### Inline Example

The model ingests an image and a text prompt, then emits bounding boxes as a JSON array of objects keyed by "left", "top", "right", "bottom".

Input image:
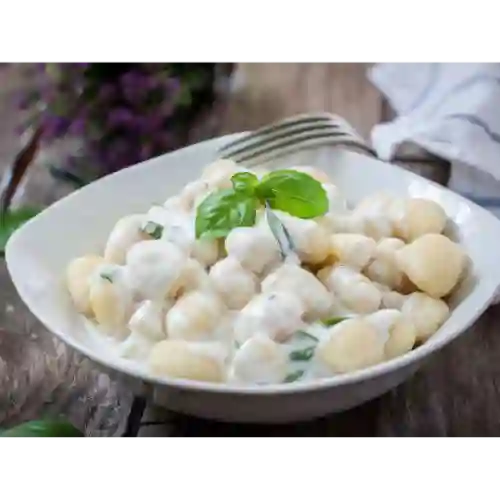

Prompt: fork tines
[{"left": 218, "top": 113, "right": 375, "bottom": 166}]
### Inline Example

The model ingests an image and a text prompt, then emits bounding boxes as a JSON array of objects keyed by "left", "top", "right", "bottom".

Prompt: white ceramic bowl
[{"left": 7, "top": 133, "right": 500, "bottom": 423}]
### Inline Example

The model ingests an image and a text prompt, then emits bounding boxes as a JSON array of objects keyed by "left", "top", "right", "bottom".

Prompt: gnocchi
[{"left": 65, "top": 161, "right": 470, "bottom": 386}]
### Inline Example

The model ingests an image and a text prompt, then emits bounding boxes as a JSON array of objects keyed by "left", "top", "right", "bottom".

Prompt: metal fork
[{"left": 217, "top": 112, "right": 376, "bottom": 165}]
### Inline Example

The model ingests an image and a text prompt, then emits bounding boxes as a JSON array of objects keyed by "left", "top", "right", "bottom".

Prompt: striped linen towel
[
  {"left": 369, "top": 63, "right": 500, "bottom": 303},
  {"left": 369, "top": 63, "right": 500, "bottom": 216}
]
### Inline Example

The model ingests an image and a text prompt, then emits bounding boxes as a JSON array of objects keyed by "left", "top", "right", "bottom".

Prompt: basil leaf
[
  {"left": 1, "top": 418, "right": 83, "bottom": 437},
  {"left": 142, "top": 221, "right": 163, "bottom": 239},
  {"left": 0, "top": 207, "right": 41, "bottom": 255},
  {"left": 257, "top": 169, "right": 328, "bottom": 219},
  {"left": 289, "top": 346, "right": 316, "bottom": 362},
  {"left": 322, "top": 316, "right": 348, "bottom": 327},
  {"left": 195, "top": 188, "right": 257, "bottom": 239},
  {"left": 284, "top": 370, "right": 305, "bottom": 383},
  {"left": 231, "top": 172, "right": 259, "bottom": 195}
]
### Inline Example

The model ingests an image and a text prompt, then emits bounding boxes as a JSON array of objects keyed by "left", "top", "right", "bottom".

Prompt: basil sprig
[
  {"left": 0, "top": 206, "right": 41, "bottom": 255},
  {"left": 195, "top": 169, "right": 328, "bottom": 240},
  {"left": 1, "top": 418, "right": 83, "bottom": 437}
]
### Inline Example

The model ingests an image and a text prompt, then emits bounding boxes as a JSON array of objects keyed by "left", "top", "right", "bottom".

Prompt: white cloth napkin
[
  {"left": 369, "top": 63, "right": 500, "bottom": 176},
  {"left": 369, "top": 63, "right": 500, "bottom": 303}
]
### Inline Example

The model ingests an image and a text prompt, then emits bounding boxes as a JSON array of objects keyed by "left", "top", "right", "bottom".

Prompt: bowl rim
[{"left": 6, "top": 132, "right": 500, "bottom": 396}]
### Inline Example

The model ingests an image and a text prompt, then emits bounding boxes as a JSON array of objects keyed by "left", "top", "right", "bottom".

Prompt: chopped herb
[
  {"left": 295, "top": 330, "right": 319, "bottom": 342},
  {"left": 322, "top": 316, "right": 348, "bottom": 327},
  {"left": 284, "top": 370, "right": 305, "bottom": 383},
  {"left": 100, "top": 272, "right": 113, "bottom": 283},
  {"left": 289, "top": 346, "right": 316, "bottom": 362},
  {"left": 265, "top": 202, "right": 297, "bottom": 261},
  {"left": 142, "top": 221, "right": 163, "bottom": 239}
]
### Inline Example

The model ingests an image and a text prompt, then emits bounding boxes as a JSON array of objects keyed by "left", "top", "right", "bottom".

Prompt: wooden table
[{"left": 2, "top": 63, "right": 500, "bottom": 436}]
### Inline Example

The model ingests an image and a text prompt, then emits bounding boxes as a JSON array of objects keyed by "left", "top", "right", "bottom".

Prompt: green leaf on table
[
  {"left": 0, "top": 207, "right": 41, "bottom": 255},
  {"left": 0, "top": 418, "right": 83, "bottom": 437},
  {"left": 256, "top": 169, "right": 328, "bottom": 219},
  {"left": 231, "top": 172, "right": 259, "bottom": 195},
  {"left": 195, "top": 188, "right": 257, "bottom": 240}
]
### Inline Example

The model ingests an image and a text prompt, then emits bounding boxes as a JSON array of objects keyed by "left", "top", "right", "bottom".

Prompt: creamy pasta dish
[{"left": 65, "top": 159, "right": 468, "bottom": 385}]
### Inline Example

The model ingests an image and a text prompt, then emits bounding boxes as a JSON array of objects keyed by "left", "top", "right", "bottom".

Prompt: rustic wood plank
[{"left": 0, "top": 65, "right": 134, "bottom": 435}]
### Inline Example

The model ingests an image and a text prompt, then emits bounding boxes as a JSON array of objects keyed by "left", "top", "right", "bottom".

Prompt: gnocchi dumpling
[
  {"left": 234, "top": 291, "right": 305, "bottom": 344},
  {"left": 179, "top": 179, "right": 211, "bottom": 210},
  {"left": 89, "top": 266, "right": 133, "bottom": 335},
  {"left": 201, "top": 159, "right": 242, "bottom": 190},
  {"left": 66, "top": 255, "right": 104, "bottom": 315},
  {"left": 166, "top": 290, "right": 225, "bottom": 341},
  {"left": 209, "top": 257, "right": 258, "bottom": 310},
  {"left": 395, "top": 198, "right": 447, "bottom": 242},
  {"left": 329, "top": 233, "right": 376, "bottom": 270},
  {"left": 401, "top": 292, "right": 450, "bottom": 342},
  {"left": 384, "top": 318, "right": 417, "bottom": 360},
  {"left": 352, "top": 193, "right": 395, "bottom": 240},
  {"left": 149, "top": 340, "right": 224, "bottom": 382},
  {"left": 365, "top": 309, "right": 416, "bottom": 360},
  {"left": 318, "top": 265, "right": 381, "bottom": 314},
  {"left": 365, "top": 237, "right": 405, "bottom": 289},
  {"left": 169, "top": 258, "right": 211, "bottom": 299},
  {"left": 126, "top": 240, "right": 187, "bottom": 300},
  {"left": 192, "top": 237, "right": 220, "bottom": 267},
  {"left": 261, "top": 263, "right": 333, "bottom": 320},
  {"left": 396, "top": 234, "right": 466, "bottom": 298},
  {"left": 104, "top": 214, "right": 146, "bottom": 264},
  {"left": 128, "top": 300, "right": 168, "bottom": 341},
  {"left": 316, "top": 318, "right": 385, "bottom": 374},
  {"left": 225, "top": 226, "right": 281, "bottom": 275},
  {"left": 229, "top": 336, "right": 287, "bottom": 385},
  {"left": 119, "top": 331, "right": 156, "bottom": 361},
  {"left": 273, "top": 211, "right": 331, "bottom": 265}
]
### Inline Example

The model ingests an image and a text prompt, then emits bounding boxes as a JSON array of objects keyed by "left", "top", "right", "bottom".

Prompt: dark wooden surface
[{"left": 1, "top": 63, "right": 499, "bottom": 436}]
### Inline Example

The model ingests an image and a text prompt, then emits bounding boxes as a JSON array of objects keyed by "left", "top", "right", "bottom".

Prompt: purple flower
[
  {"left": 13, "top": 90, "right": 35, "bottom": 110},
  {"left": 42, "top": 114, "right": 71, "bottom": 140},
  {"left": 107, "top": 107, "right": 134, "bottom": 128},
  {"left": 164, "top": 77, "right": 181, "bottom": 97},
  {"left": 138, "top": 112, "right": 165, "bottom": 133},
  {"left": 121, "top": 70, "right": 151, "bottom": 103},
  {"left": 68, "top": 118, "right": 86, "bottom": 136},
  {"left": 38, "top": 80, "right": 58, "bottom": 104},
  {"left": 98, "top": 84, "right": 116, "bottom": 101}
]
